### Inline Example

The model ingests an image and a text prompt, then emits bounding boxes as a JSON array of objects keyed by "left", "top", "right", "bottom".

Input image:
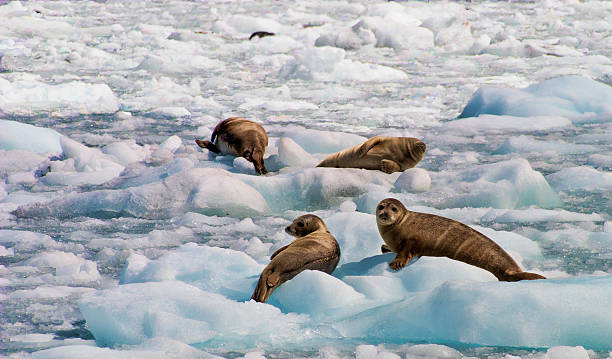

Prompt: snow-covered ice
[{"left": 1, "top": 0, "right": 612, "bottom": 358}]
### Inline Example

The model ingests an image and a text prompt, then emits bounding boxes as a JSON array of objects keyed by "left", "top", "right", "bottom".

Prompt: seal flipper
[
  {"left": 503, "top": 271, "right": 546, "bottom": 281},
  {"left": 380, "top": 159, "right": 401, "bottom": 174},
  {"left": 195, "top": 139, "right": 221, "bottom": 153},
  {"left": 251, "top": 266, "right": 281, "bottom": 303},
  {"left": 358, "top": 136, "right": 383, "bottom": 157}
]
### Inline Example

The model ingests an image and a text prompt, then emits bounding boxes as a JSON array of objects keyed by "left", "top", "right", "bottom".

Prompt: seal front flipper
[
  {"left": 389, "top": 245, "right": 415, "bottom": 271},
  {"left": 380, "top": 159, "right": 401, "bottom": 174},
  {"left": 358, "top": 136, "right": 383, "bottom": 157},
  {"left": 195, "top": 139, "right": 221, "bottom": 153}
]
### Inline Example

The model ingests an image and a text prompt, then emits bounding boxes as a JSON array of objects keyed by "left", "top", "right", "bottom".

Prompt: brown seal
[
  {"left": 251, "top": 214, "right": 341, "bottom": 303},
  {"left": 376, "top": 198, "right": 546, "bottom": 281},
  {"left": 196, "top": 117, "right": 268, "bottom": 174},
  {"left": 316, "top": 136, "right": 426, "bottom": 174}
]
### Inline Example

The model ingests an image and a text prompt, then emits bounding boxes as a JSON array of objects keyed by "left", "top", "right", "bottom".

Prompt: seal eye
[
  {"left": 297, "top": 222, "right": 304, "bottom": 227},
  {"left": 391, "top": 207, "right": 398, "bottom": 212},
  {"left": 377, "top": 205, "right": 384, "bottom": 211}
]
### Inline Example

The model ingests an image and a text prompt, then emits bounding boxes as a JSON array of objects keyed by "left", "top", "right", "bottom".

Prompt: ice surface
[
  {"left": 495, "top": 135, "right": 598, "bottom": 155},
  {"left": 546, "top": 166, "right": 612, "bottom": 191},
  {"left": 0, "top": 75, "right": 119, "bottom": 116},
  {"left": 41, "top": 136, "right": 125, "bottom": 186},
  {"left": 459, "top": 76, "right": 612, "bottom": 119},
  {"left": 15, "top": 168, "right": 269, "bottom": 219},
  {"left": 0, "top": 120, "right": 62, "bottom": 153},
  {"left": 3, "top": 0, "right": 612, "bottom": 357},
  {"left": 393, "top": 168, "right": 431, "bottom": 193},
  {"left": 279, "top": 127, "right": 367, "bottom": 154}
]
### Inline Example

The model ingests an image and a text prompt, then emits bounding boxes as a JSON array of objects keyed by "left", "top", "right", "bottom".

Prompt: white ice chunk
[
  {"left": 334, "top": 275, "right": 612, "bottom": 348},
  {"left": 280, "top": 127, "right": 367, "bottom": 154},
  {"left": 324, "top": 211, "right": 381, "bottom": 265},
  {"left": 495, "top": 135, "right": 598, "bottom": 155},
  {"left": 351, "top": 16, "right": 433, "bottom": 51},
  {"left": 280, "top": 47, "right": 408, "bottom": 82},
  {"left": 16, "top": 168, "right": 268, "bottom": 219},
  {"left": 394, "top": 168, "right": 431, "bottom": 193},
  {"left": 120, "top": 243, "right": 263, "bottom": 300},
  {"left": 41, "top": 136, "right": 125, "bottom": 186},
  {"left": 79, "top": 281, "right": 307, "bottom": 347},
  {"left": 237, "top": 167, "right": 394, "bottom": 213},
  {"left": 103, "top": 140, "right": 149, "bottom": 166},
  {"left": 405, "top": 344, "right": 463, "bottom": 359},
  {"left": 459, "top": 76, "right": 612, "bottom": 119},
  {"left": 439, "top": 158, "right": 562, "bottom": 209},
  {"left": 547, "top": 166, "right": 612, "bottom": 191},
  {"left": 277, "top": 137, "right": 317, "bottom": 167},
  {"left": 268, "top": 270, "right": 367, "bottom": 319},
  {"left": 30, "top": 338, "right": 220, "bottom": 359},
  {"left": 545, "top": 346, "right": 590, "bottom": 359},
  {"left": 25, "top": 251, "right": 101, "bottom": 286},
  {"left": 0, "top": 120, "right": 62, "bottom": 153},
  {"left": 0, "top": 76, "right": 119, "bottom": 116},
  {"left": 444, "top": 115, "right": 571, "bottom": 133}
]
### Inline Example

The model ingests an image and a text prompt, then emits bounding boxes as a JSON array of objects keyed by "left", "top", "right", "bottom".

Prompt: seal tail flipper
[
  {"left": 251, "top": 267, "right": 281, "bottom": 303},
  {"left": 504, "top": 271, "right": 546, "bottom": 281},
  {"left": 195, "top": 139, "right": 221, "bottom": 153}
]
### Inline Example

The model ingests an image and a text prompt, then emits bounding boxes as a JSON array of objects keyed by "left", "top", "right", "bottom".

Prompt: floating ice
[
  {"left": 459, "top": 76, "right": 612, "bottom": 119},
  {"left": 277, "top": 137, "right": 317, "bottom": 167},
  {"left": 280, "top": 47, "right": 408, "bottom": 82},
  {"left": 334, "top": 275, "right": 612, "bottom": 349},
  {"left": 120, "top": 243, "right": 263, "bottom": 301},
  {"left": 0, "top": 120, "right": 62, "bottom": 153},
  {"left": 102, "top": 140, "right": 149, "bottom": 167},
  {"left": 15, "top": 168, "right": 269, "bottom": 219},
  {"left": 0, "top": 75, "right": 119, "bottom": 116},
  {"left": 237, "top": 167, "right": 394, "bottom": 212},
  {"left": 25, "top": 251, "right": 101, "bottom": 286},
  {"left": 546, "top": 166, "right": 612, "bottom": 191},
  {"left": 279, "top": 126, "right": 367, "bottom": 154},
  {"left": 495, "top": 135, "right": 598, "bottom": 155},
  {"left": 29, "top": 338, "right": 218, "bottom": 359},
  {"left": 443, "top": 115, "right": 571, "bottom": 133},
  {"left": 40, "top": 136, "right": 125, "bottom": 186},
  {"left": 79, "top": 281, "right": 307, "bottom": 347},
  {"left": 438, "top": 158, "right": 562, "bottom": 209},
  {"left": 360, "top": 158, "right": 561, "bottom": 211},
  {"left": 393, "top": 168, "right": 431, "bottom": 193}
]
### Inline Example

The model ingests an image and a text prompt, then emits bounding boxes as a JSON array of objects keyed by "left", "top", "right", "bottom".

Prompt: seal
[
  {"left": 251, "top": 214, "right": 341, "bottom": 303},
  {"left": 376, "top": 198, "right": 546, "bottom": 281},
  {"left": 196, "top": 117, "right": 269, "bottom": 174},
  {"left": 249, "top": 31, "right": 275, "bottom": 40},
  {"left": 316, "top": 136, "right": 426, "bottom": 174}
]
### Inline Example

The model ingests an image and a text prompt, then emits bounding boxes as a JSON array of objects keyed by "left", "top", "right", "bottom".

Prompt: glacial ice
[
  {"left": 0, "top": 75, "right": 119, "bottom": 116},
  {"left": 459, "top": 76, "right": 612, "bottom": 119},
  {"left": 0, "top": 119, "right": 62, "bottom": 153}
]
